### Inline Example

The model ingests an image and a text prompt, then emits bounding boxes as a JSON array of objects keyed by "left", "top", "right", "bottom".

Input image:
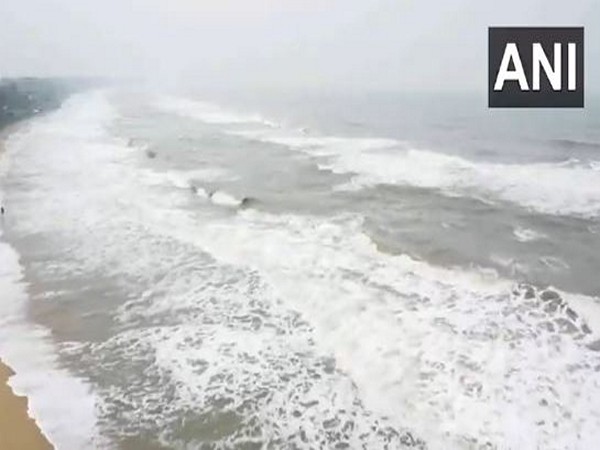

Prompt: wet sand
[{"left": 0, "top": 360, "right": 53, "bottom": 450}]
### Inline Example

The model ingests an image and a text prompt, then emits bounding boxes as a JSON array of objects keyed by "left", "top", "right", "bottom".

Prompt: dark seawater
[{"left": 1, "top": 88, "right": 600, "bottom": 449}]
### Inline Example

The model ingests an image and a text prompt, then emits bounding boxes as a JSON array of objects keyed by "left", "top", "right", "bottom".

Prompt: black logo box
[{"left": 488, "top": 27, "right": 584, "bottom": 108}]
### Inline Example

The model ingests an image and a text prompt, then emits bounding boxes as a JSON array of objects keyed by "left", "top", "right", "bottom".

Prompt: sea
[{"left": 1, "top": 87, "right": 600, "bottom": 449}]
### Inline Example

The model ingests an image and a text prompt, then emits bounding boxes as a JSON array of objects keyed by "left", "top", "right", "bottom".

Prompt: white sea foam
[
  {"left": 155, "top": 96, "right": 600, "bottom": 218},
  {"left": 9, "top": 90, "right": 600, "bottom": 449},
  {"left": 590, "top": 161, "right": 600, "bottom": 171},
  {"left": 138, "top": 167, "right": 233, "bottom": 189},
  {"left": 209, "top": 190, "right": 243, "bottom": 207},
  {"left": 126, "top": 102, "right": 600, "bottom": 448},
  {"left": 233, "top": 129, "right": 398, "bottom": 156},
  {"left": 330, "top": 148, "right": 600, "bottom": 218},
  {"left": 0, "top": 96, "right": 106, "bottom": 449},
  {"left": 132, "top": 198, "right": 600, "bottom": 449},
  {"left": 136, "top": 168, "right": 245, "bottom": 207},
  {"left": 156, "top": 96, "right": 279, "bottom": 127},
  {"left": 236, "top": 128, "right": 600, "bottom": 218},
  {"left": 8, "top": 94, "right": 422, "bottom": 447},
  {"left": 513, "top": 226, "right": 548, "bottom": 242}
]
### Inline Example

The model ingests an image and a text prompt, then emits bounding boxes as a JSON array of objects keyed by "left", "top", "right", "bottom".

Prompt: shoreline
[
  {"left": 0, "top": 360, "right": 53, "bottom": 450},
  {"left": 0, "top": 125, "right": 55, "bottom": 450}
]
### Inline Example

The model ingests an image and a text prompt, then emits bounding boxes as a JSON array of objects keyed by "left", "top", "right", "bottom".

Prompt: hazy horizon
[{"left": 1, "top": 0, "right": 599, "bottom": 93}]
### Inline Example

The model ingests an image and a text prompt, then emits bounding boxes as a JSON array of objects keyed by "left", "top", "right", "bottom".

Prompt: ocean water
[{"left": 1, "top": 88, "right": 600, "bottom": 449}]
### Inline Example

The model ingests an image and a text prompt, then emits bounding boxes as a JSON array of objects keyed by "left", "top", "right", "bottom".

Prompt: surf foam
[
  {"left": 234, "top": 128, "right": 600, "bottom": 218},
  {"left": 141, "top": 204, "right": 600, "bottom": 449},
  {"left": 10, "top": 89, "right": 600, "bottom": 449},
  {"left": 0, "top": 107, "right": 103, "bottom": 449},
  {"left": 156, "top": 96, "right": 279, "bottom": 127}
]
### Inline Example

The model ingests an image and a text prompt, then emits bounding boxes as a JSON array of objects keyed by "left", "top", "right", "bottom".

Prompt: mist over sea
[{"left": 1, "top": 87, "right": 600, "bottom": 449}]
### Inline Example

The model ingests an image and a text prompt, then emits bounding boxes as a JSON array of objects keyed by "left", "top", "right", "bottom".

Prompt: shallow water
[{"left": 1, "top": 89, "right": 600, "bottom": 449}]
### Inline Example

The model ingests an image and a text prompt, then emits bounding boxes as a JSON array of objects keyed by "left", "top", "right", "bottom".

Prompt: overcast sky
[{"left": 1, "top": 0, "right": 598, "bottom": 92}]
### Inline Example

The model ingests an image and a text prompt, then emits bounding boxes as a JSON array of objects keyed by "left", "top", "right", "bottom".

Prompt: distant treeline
[{"left": 0, "top": 77, "right": 99, "bottom": 130}]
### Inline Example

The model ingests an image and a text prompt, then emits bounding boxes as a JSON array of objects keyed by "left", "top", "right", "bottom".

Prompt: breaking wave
[{"left": 235, "top": 128, "right": 600, "bottom": 218}]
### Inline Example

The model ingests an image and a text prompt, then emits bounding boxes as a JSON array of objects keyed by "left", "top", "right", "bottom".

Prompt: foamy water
[
  {"left": 1, "top": 90, "right": 600, "bottom": 449},
  {"left": 0, "top": 125, "right": 100, "bottom": 448},
  {"left": 231, "top": 128, "right": 600, "bottom": 218},
  {"left": 157, "top": 96, "right": 278, "bottom": 127},
  {"left": 513, "top": 226, "right": 548, "bottom": 243}
]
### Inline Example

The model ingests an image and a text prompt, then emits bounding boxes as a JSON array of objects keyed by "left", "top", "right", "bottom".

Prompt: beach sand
[{"left": 0, "top": 360, "right": 53, "bottom": 450}]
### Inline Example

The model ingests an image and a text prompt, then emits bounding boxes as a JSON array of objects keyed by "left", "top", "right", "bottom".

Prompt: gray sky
[{"left": 1, "top": 0, "right": 598, "bottom": 92}]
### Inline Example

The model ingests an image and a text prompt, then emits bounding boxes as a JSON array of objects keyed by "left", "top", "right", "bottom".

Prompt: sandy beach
[{"left": 0, "top": 360, "right": 53, "bottom": 450}]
